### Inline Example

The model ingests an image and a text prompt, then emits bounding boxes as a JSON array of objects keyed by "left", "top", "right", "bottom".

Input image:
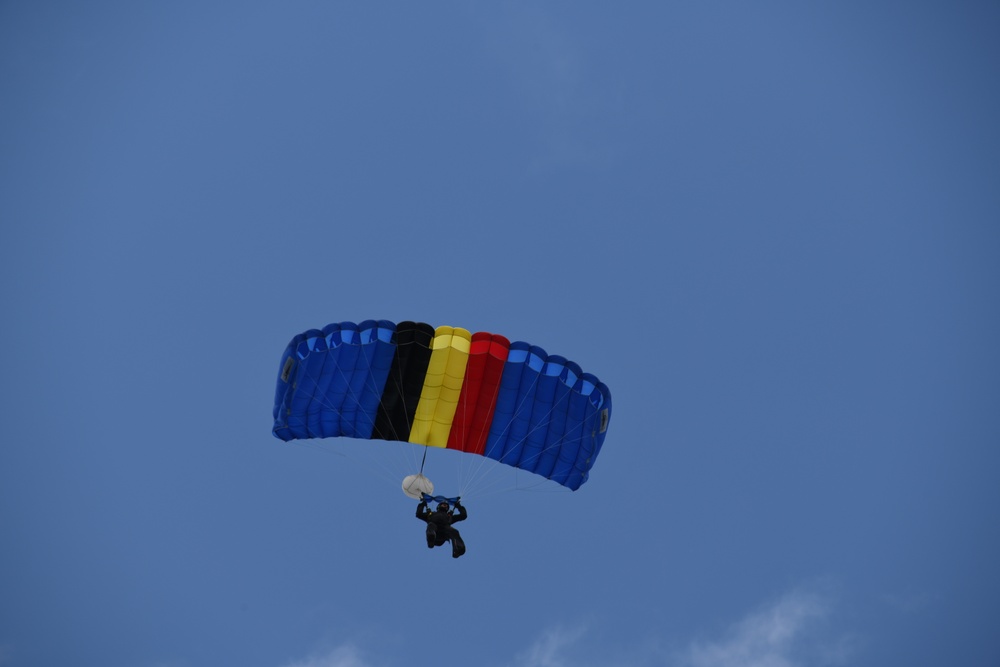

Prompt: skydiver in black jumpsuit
[{"left": 416, "top": 499, "right": 467, "bottom": 558}]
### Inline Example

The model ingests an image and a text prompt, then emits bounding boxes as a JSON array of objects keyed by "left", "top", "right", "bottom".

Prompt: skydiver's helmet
[{"left": 436, "top": 502, "right": 450, "bottom": 513}]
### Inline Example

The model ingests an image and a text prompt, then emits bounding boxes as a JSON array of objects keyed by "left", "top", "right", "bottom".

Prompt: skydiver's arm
[
  {"left": 451, "top": 503, "right": 467, "bottom": 523},
  {"left": 416, "top": 501, "right": 428, "bottom": 520}
]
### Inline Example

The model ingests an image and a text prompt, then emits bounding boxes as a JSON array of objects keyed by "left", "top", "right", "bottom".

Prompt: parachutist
[{"left": 416, "top": 499, "right": 467, "bottom": 558}]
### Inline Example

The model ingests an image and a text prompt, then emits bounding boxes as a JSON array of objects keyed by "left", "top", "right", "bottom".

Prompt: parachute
[{"left": 272, "top": 320, "right": 612, "bottom": 492}]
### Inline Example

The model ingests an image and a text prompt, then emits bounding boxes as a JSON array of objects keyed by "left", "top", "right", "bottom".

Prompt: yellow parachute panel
[{"left": 409, "top": 326, "right": 472, "bottom": 447}]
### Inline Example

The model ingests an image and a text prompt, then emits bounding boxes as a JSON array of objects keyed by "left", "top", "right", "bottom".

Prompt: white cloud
[
  {"left": 280, "top": 644, "right": 374, "bottom": 667},
  {"left": 677, "top": 587, "right": 853, "bottom": 667},
  {"left": 278, "top": 587, "right": 854, "bottom": 667},
  {"left": 510, "top": 625, "right": 588, "bottom": 667},
  {"left": 505, "top": 586, "right": 854, "bottom": 667}
]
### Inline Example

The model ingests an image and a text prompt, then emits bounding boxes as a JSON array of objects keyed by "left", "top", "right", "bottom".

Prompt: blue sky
[{"left": 2, "top": 2, "right": 998, "bottom": 666}]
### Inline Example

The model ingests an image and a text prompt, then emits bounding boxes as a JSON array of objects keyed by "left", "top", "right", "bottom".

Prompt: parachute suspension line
[
  {"left": 456, "top": 363, "right": 550, "bottom": 498},
  {"left": 327, "top": 336, "right": 421, "bottom": 481},
  {"left": 291, "top": 346, "right": 410, "bottom": 489},
  {"left": 377, "top": 343, "right": 406, "bottom": 442},
  {"left": 457, "top": 371, "right": 589, "bottom": 500},
  {"left": 292, "top": 329, "right": 438, "bottom": 497},
  {"left": 295, "top": 359, "right": 398, "bottom": 482},
  {"left": 355, "top": 338, "right": 422, "bottom": 479},
  {"left": 455, "top": 365, "right": 479, "bottom": 500},
  {"left": 459, "top": 422, "right": 587, "bottom": 501},
  {"left": 371, "top": 335, "right": 425, "bottom": 477},
  {"left": 452, "top": 364, "right": 541, "bottom": 497}
]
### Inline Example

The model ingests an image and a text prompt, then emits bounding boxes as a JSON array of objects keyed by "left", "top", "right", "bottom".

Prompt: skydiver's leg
[
  {"left": 425, "top": 523, "right": 437, "bottom": 548},
  {"left": 451, "top": 529, "right": 465, "bottom": 558}
]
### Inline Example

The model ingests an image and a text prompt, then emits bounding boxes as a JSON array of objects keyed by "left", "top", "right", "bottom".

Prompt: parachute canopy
[{"left": 272, "top": 320, "right": 612, "bottom": 491}]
